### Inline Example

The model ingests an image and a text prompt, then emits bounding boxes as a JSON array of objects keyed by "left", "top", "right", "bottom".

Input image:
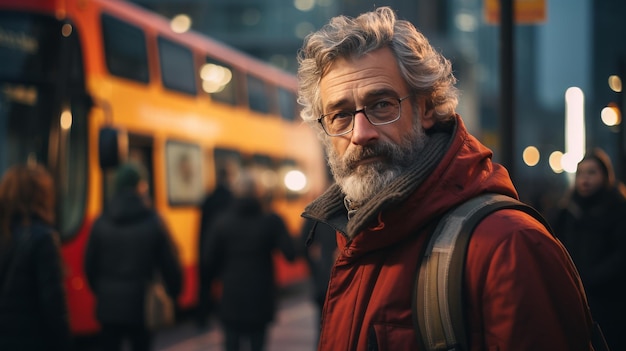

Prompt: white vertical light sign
[{"left": 563, "top": 87, "right": 585, "bottom": 173}]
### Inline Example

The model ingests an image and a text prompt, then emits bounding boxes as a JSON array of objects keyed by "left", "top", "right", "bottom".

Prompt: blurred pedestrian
[
  {"left": 550, "top": 147, "right": 626, "bottom": 351},
  {"left": 299, "top": 218, "right": 336, "bottom": 319},
  {"left": 195, "top": 166, "right": 233, "bottom": 329},
  {"left": 0, "top": 164, "right": 73, "bottom": 351},
  {"left": 85, "top": 162, "right": 182, "bottom": 351},
  {"left": 297, "top": 6, "right": 596, "bottom": 350},
  {"left": 201, "top": 169, "right": 296, "bottom": 351}
]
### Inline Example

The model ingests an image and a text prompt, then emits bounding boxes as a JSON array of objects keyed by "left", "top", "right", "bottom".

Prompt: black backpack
[{"left": 412, "top": 193, "right": 609, "bottom": 351}]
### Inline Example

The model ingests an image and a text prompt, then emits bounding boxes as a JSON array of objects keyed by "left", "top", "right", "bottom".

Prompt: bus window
[
  {"left": 246, "top": 74, "right": 270, "bottom": 114},
  {"left": 101, "top": 14, "right": 149, "bottom": 83},
  {"left": 158, "top": 37, "right": 196, "bottom": 95},
  {"left": 58, "top": 25, "right": 89, "bottom": 241},
  {"left": 201, "top": 58, "right": 237, "bottom": 106},
  {"left": 277, "top": 87, "right": 296, "bottom": 121},
  {"left": 166, "top": 141, "right": 203, "bottom": 205},
  {"left": 0, "top": 12, "right": 88, "bottom": 241},
  {"left": 0, "top": 13, "right": 60, "bottom": 83},
  {"left": 58, "top": 101, "right": 89, "bottom": 240},
  {"left": 0, "top": 13, "right": 63, "bottom": 172}
]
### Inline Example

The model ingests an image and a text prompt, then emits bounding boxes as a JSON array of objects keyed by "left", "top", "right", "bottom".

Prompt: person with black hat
[
  {"left": 85, "top": 162, "right": 182, "bottom": 351},
  {"left": 550, "top": 147, "right": 626, "bottom": 351}
]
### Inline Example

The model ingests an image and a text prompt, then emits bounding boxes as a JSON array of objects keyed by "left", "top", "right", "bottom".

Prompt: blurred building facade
[{"left": 130, "top": 0, "right": 626, "bottom": 207}]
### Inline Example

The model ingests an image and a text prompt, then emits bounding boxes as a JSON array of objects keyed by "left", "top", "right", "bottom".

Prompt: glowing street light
[{"left": 564, "top": 87, "right": 585, "bottom": 173}]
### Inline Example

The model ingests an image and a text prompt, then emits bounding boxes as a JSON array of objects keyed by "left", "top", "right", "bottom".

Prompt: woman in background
[
  {"left": 551, "top": 147, "right": 626, "bottom": 351},
  {"left": 0, "top": 164, "right": 72, "bottom": 351}
]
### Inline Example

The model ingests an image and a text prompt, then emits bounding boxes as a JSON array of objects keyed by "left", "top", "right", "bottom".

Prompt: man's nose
[{"left": 350, "top": 111, "right": 379, "bottom": 145}]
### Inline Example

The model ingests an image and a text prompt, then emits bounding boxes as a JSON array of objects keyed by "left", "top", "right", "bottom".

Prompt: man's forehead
[{"left": 320, "top": 49, "right": 405, "bottom": 107}]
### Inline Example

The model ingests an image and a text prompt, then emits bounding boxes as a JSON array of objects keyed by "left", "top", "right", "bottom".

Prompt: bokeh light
[
  {"left": 522, "top": 146, "right": 540, "bottom": 166},
  {"left": 294, "top": 0, "right": 315, "bottom": 12},
  {"left": 601, "top": 105, "right": 621, "bottom": 126},
  {"left": 170, "top": 14, "right": 191, "bottom": 33},
  {"left": 549, "top": 151, "right": 564, "bottom": 174},
  {"left": 609, "top": 75, "right": 622, "bottom": 93},
  {"left": 284, "top": 170, "right": 307, "bottom": 192}
]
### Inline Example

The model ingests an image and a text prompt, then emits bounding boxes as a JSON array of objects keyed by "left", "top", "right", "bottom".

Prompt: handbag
[{"left": 145, "top": 279, "right": 175, "bottom": 330}]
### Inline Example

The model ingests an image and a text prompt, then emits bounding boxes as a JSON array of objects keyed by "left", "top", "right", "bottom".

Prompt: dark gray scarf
[{"left": 303, "top": 127, "right": 453, "bottom": 238}]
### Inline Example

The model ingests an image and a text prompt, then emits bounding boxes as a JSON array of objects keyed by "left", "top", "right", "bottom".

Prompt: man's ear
[{"left": 420, "top": 99, "right": 436, "bottom": 129}]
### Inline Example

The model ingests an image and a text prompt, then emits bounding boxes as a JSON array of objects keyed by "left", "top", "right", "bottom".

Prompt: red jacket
[{"left": 303, "top": 116, "right": 594, "bottom": 351}]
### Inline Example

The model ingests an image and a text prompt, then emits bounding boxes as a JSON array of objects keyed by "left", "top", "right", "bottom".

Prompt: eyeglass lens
[{"left": 321, "top": 97, "right": 403, "bottom": 136}]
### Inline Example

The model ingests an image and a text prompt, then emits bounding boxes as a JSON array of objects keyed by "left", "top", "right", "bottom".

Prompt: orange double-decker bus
[{"left": 0, "top": 0, "right": 327, "bottom": 335}]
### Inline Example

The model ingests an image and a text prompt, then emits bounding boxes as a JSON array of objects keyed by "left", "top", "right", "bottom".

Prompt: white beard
[{"left": 326, "top": 121, "right": 428, "bottom": 204}]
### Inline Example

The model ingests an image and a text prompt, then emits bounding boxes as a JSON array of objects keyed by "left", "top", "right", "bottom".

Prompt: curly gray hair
[{"left": 297, "top": 7, "right": 458, "bottom": 129}]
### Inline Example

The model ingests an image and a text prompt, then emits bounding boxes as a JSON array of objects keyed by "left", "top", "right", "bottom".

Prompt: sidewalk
[{"left": 154, "top": 282, "right": 319, "bottom": 351}]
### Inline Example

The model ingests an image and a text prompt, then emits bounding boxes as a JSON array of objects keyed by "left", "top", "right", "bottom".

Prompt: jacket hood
[
  {"left": 399, "top": 116, "right": 518, "bottom": 223},
  {"left": 105, "top": 191, "right": 152, "bottom": 224},
  {"left": 303, "top": 115, "right": 518, "bottom": 256}
]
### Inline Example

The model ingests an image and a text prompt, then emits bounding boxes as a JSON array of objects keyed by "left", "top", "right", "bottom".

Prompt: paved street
[{"left": 154, "top": 283, "right": 319, "bottom": 351}]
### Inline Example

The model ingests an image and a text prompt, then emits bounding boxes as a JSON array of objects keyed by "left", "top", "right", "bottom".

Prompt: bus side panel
[{"left": 60, "top": 222, "right": 99, "bottom": 334}]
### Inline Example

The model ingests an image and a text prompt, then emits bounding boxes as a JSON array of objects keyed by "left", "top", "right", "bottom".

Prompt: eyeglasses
[{"left": 318, "top": 96, "right": 410, "bottom": 136}]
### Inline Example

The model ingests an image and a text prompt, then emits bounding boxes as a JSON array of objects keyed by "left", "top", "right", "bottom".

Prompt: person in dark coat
[
  {"left": 85, "top": 163, "right": 182, "bottom": 351},
  {"left": 299, "top": 218, "right": 336, "bottom": 318},
  {"left": 201, "top": 169, "right": 296, "bottom": 351},
  {"left": 196, "top": 166, "right": 233, "bottom": 329},
  {"left": 0, "top": 164, "right": 73, "bottom": 351},
  {"left": 550, "top": 147, "right": 626, "bottom": 351}
]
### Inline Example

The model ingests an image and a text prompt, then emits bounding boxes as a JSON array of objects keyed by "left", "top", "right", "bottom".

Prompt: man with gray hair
[{"left": 298, "top": 7, "right": 595, "bottom": 350}]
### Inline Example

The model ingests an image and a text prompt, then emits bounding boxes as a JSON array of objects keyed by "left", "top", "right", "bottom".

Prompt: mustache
[{"left": 344, "top": 143, "right": 395, "bottom": 169}]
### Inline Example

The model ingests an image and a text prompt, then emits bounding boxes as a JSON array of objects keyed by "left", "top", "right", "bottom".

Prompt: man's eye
[
  {"left": 370, "top": 99, "right": 393, "bottom": 110},
  {"left": 331, "top": 112, "right": 353, "bottom": 121}
]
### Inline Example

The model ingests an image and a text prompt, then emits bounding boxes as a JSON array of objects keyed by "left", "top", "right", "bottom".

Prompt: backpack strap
[{"left": 413, "top": 193, "right": 550, "bottom": 351}]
